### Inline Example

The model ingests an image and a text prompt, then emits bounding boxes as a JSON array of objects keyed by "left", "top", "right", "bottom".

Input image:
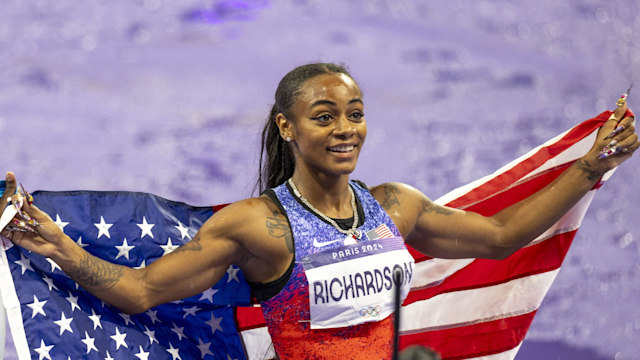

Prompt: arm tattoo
[
  {"left": 381, "top": 184, "right": 401, "bottom": 210},
  {"left": 422, "top": 199, "right": 455, "bottom": 216},
  {"left": 266, "top": 210, "right": 294, "bottom": 253},
  {"left": 67, "top": 254, "right": 124, "bottom": 290},
  {"left": 575, "top": 159, "right": 603, "bottom": 181},
  {"left": 172, "top": 234, "right": 203, "bottom": 254}
]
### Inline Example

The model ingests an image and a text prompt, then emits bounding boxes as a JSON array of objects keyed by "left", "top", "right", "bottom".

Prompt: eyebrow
[{"left": 310, "top": 98, "right": 363, "bottom": 108}]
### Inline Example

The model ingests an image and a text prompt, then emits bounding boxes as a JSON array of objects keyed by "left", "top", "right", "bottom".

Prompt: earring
[{"left": 285, "top": 136, "right": 292, "bottom": 142}]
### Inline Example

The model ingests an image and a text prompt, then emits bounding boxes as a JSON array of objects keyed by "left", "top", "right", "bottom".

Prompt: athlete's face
[{"left": 281, "top": 73, "right": 367, "bottom": 178}]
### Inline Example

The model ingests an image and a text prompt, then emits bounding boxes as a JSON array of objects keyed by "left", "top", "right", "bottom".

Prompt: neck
[{"left": 289, "top": 170, "right": 353, "bottom": 218}]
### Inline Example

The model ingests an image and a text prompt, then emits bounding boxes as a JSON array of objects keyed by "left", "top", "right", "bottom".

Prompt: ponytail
[{"left": 256, "top": 105, "right": 295, "bottom": 193}]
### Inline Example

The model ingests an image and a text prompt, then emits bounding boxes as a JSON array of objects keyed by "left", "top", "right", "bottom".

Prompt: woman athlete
[{"left": 1, "top": 63, "right": 638, "bottom": 359}]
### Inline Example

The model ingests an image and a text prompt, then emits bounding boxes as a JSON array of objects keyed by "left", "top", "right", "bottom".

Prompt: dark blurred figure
[{"left": 399, "top": 345, "right": 442, "bottom": 360}]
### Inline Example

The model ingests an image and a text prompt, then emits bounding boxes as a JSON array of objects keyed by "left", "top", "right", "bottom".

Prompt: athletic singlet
[{"left": 259, "top": 180, "right": 414, "bottom": 359}]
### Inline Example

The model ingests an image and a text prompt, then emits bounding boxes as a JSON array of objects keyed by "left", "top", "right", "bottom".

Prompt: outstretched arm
[
  {"left": 1, "top": 189, "right": 258, "bottom": 314},
  {"left": 373, "top": 103, "right": 638, "bottom": 260}
]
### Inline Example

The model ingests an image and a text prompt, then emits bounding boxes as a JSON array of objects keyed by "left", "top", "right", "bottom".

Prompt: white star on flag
[
  {"left": 206, "top": 313, "right": 223, "bottom": 334},
  {"left": 160, "top": 238, "right": 180, "bottom": 255},
  {"left": 171, "top": 323, "right": 186, "bottom": 340},
  {"left": 53, "top": 312, "right": 74, "bottom": 335},
  {"left": 88, "top": 309, "right": 102, "bottom": 330},
  {"left": 66, "top": 293, "right": 81, "bottom": 312},
  {"left": 81, "top": 331, "right": 98, "bottom": 354},
  {"left": 115, "top": 238, "right": 135, "bottom": 260},
  {"left": 182, "top": 305, "right": 200, "bottom": 319},
  {"left": 143, "top": 325, "right": 158, "bottom": 344},
  {"left": 42, "top": 275, "right": 59, "bottom": 291},
  {"left": 226, "top": 266, "right": 240, "bottom": 283},
  {"left": 45, "top": 258, "right": 61, "bottom": 272},
  {"left": 197, "top": 338, "right": 213, "bottom": 358},
  {"left": 166, "top": 343, "right": 182, "bottom": 360},
  {"left": 199, "top": 288, "right": 219, "bottom": 303},
  {"left": 27, "top": 295, "right": 47, "bottom": 318},
  {"left": 145, "top": 309, "right": 160, "bottom": 324},
  {"left": 34, "top": 339, "right": 54, "bottom": 360},
  {"left": 134, "top": 259, "right": 147, "bottom": 269},
  {"left": 137, "top": 216, "right": 155, "bottom": 239},
  {"left": 135, "top": 345, "right": 150, "bottom": 360},
  {"left": 174, "top": 221, "right": 191, "bottom": 240},
  {"left": 75, "top": 236, "right": 89, "bottom": 248},
  {"left": 104, "top": 351, "right": 115, "bottom": 360},
  {"left": 14, "top": 253, "right": 34, "bottom": 274},
  {"left": 54, "top": 214, "right": 69, "bottom": 231},
  {"left": 120, "top": 313, "right": 135, "bottom": 326},
  {"left": 110, "top": 327, "right": 128, "bottom": 350},
  {"left": 94, "top": 216, "right": 113, "bottom": 239}
]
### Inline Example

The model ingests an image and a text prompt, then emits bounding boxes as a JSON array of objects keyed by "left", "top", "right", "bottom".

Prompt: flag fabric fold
[{"left": 0, "top": 110, "right": 627, "bottom": 359}]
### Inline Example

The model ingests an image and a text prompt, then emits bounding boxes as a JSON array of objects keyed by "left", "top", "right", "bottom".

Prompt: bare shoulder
[
  {"left": 198, "top": 195, "right": 294, "bottom": 283},
  {"left": 369, "top": 182, "right": 424, "bottom": 211},
  {"left": 369, "top": 182, "right": 457, "bottom": 237}
]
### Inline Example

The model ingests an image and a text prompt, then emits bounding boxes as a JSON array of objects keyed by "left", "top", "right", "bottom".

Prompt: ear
[{"left": 275, "top": 113, "right": 294, "bottom": 142}]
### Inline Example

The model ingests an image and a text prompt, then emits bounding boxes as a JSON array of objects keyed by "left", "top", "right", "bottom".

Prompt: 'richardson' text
[{"left": 312, "top": 262, "right": 413, "bottom": 305}]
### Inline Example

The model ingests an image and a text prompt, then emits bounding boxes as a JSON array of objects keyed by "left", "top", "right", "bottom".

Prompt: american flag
[
  {"left": 1, "top": 110, "right": 629, "bottom": 360},
  {"left": 0, "top": 191, "right": 250, "bottom": 360}
]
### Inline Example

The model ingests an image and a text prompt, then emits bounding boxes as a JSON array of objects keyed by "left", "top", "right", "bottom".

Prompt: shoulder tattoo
[
  {"left": 381, "top": 183, "right": 402, "bottom": 210},
  {"left": 422, "top": 198, "right": 455, "bottom": 216},
  {"left": 266, "top": 210, "right": 294, "bottom": 253},
  {"left": 67, "top": 254, "right": 124, "bottom": 290},
  {"left": 575, "top": 159, "right": 603, "bottom": 182}
]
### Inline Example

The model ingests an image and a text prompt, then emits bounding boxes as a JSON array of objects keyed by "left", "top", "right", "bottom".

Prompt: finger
[
  {"left": 1, "top": 172, "right": 17, "bottom": 209},
  {"left": 25, "top": 204, "right": 54, "bottom": 223}
]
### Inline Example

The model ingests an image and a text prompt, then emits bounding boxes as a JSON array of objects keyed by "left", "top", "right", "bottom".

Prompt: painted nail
[{"left": 604, "top": 125, "right": 625, "bottom": 140}]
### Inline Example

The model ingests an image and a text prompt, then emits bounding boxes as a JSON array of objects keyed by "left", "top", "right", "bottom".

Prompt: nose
[{"left": 333, "top": 114, "right": 356, "bottom": 138}]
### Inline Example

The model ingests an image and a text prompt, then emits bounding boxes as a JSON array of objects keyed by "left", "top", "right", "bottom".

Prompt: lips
[{"left": 328, "top": 145, "right": 356, "bottom": 153}]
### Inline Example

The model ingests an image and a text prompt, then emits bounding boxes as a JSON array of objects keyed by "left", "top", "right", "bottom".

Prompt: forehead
[{"left": 297, "top": 73, "right": 361, "bottom": 104}]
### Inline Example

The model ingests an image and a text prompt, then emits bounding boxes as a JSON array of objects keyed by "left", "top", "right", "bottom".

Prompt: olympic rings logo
[{"left": 359, "top": 305, "right": 382, "bottom": 318}]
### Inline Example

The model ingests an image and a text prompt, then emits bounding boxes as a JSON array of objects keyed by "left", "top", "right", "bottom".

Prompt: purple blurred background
[{"left": 2, "top": 1, "right": 639, "bottom": 358}]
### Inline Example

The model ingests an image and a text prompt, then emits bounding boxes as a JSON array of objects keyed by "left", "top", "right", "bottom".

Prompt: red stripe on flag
[
  {"left": 235, "top": 306, "right": 266, "bottom": 331},
  {"left": 445, "top": 115, "right": 607, "bottom": 210},
  {"left": 399, "top": 311, "right": 536, "bottom": 360},
  {"left": 405, "top": 230, "right": 575, "bottom": 305},
  {"left": 411, "top": 164, "right": 573, "bottom": 264}
]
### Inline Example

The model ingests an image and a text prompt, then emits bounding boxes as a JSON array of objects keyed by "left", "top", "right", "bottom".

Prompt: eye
[
  {"left": 349, "top": 111, "right": 364, "bottom": 121},
  {"left": 310, "top": 114, "right": 334, "bottom": 122}
]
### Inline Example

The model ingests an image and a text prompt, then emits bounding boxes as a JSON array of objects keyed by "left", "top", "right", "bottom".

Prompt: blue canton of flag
[{"left": 0, "top": 190, "right": 251, "bottom": 360}]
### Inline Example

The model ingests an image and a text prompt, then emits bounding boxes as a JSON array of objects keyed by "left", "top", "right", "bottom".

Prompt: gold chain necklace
[{"left": 287, "top": 178, "right": 361, "bottom": 239}]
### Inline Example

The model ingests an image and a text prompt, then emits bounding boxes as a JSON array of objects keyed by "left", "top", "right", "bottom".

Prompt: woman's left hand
[{"left": 586, "top": 102, "right": 639, "bottom": 172}]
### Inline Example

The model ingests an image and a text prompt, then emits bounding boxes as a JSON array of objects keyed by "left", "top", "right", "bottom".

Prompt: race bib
[{"left": 300, "top": 237, "right": 414, "bottom": 329}]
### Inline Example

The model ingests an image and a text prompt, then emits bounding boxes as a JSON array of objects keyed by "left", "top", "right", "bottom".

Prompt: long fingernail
[
  {"left": 604, "top": 125, "right": 625, "bottom": 140},
  {"left": 616, "top": 84, "right": 633, "bottom": 107}
]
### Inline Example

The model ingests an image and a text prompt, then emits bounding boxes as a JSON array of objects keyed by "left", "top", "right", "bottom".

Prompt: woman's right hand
[{"left": 1, "top": 172, "right": 71, "bottom": 259}]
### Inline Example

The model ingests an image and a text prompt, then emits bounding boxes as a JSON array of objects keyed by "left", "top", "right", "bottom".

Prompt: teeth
[{"left": 329, "top": 145, "right": 355, "bottom": 153}]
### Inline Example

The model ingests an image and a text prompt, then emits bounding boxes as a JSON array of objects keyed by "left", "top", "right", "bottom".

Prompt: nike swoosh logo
[{"left": 313, "top": 238, "right": 343, "bottom": 248}]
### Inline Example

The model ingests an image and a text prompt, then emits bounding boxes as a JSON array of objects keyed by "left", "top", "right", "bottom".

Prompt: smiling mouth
[{"left": 328, "top": 145, "right": 356, "bottom": 153}]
